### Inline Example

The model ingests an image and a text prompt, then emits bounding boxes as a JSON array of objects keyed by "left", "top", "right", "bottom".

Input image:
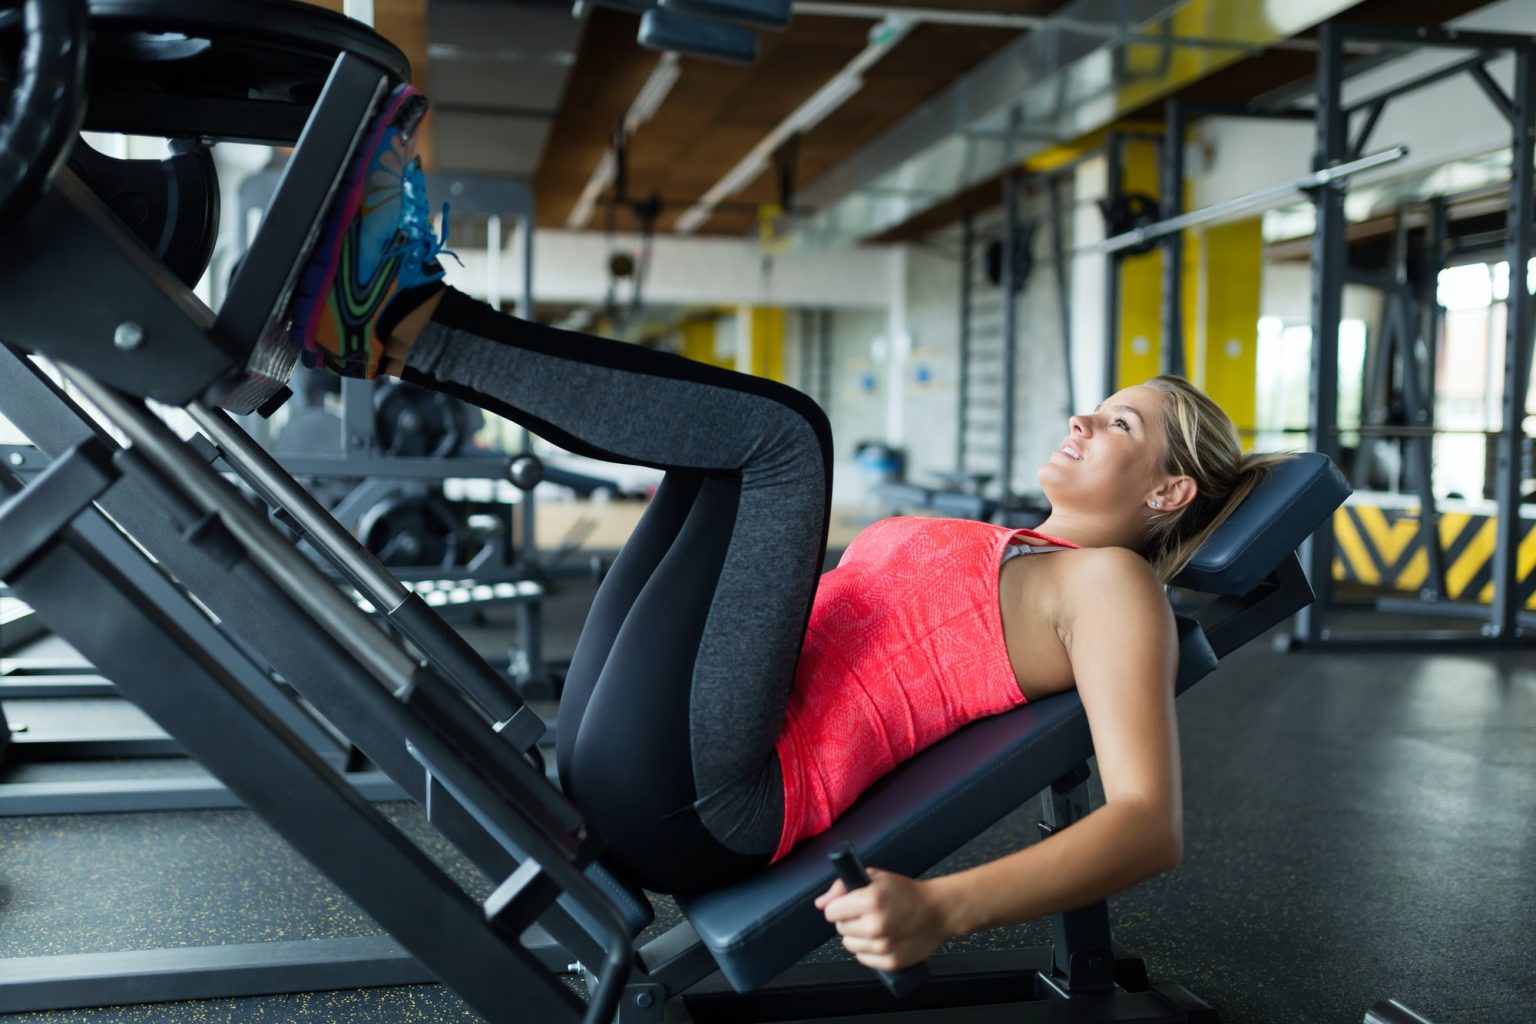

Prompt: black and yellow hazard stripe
[{"left": 1332, "top": 502, "right": 1536, "bottom": 609}]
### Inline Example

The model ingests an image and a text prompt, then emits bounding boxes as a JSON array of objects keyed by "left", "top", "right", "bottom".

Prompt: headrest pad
[{"left": 1171, "top": 452, "right": 1350, "bottom": 597}]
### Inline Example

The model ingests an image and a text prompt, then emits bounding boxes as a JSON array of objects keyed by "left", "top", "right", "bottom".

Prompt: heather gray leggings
[{"left": 402, "top": 288, "right": 831, "bottom": 894}]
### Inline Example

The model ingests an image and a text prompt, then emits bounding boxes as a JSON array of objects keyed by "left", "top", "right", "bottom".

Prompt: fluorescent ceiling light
[
  {"left": 674, "top": 204, "right": 711, "bottom": 234},
  {"left": 788, "top": 74, "right": 862, "bottom": 133},
  {"left": 705, "top": 157, "right": 771, "bottom": 205},
  {"left": 568, "top": 151, "right": 616, "bottom": 229},
  {"left": 566, "top": 53, "right": 682, "bottom": 229},
  {"left": 677, "top": 15, "right": 910, "bottom": 235},
  {"left": 628, "top": 53, "right": 681, "bottom": 130},
  {"left": 793, "top": 2, "right": 1043, "bottom": 31}
]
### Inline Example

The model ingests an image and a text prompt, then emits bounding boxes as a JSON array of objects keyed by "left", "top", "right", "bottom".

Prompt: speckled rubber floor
[{"left": 1, "top": 590, "right": 1531, "bottom": 1024}]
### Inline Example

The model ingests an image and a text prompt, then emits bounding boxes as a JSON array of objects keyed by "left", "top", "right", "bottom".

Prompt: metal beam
[
  {"left": 794, "top": 0, "right": 1366, "bottom": 247},
  {"left": 1300, "top": 21, "right": 1348, "bottom": 646},
  {"left": 1492, "top": 43, "right": 1535, "bottom": 638},
  {"left": 1096, "top": 146, "right": 1408, "bottom": 255},
  {"left": 999, "top": 175, "right": 1019, "bottom": 499},
  {"left": 0, "top": 773, "right": 406, "bottom": 817}
]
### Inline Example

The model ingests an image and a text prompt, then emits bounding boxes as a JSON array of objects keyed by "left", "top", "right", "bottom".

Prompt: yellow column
[
  {"left": 1116, "top": 137, "right": 1259, "bottom": 447},
  {"left": 1116, "top": 137, "right": 1167, "bottom": 390},
  {"left": 1196, "top": 218, "right": 1261, "bottom": 446},
  {"left": 679, "top": 316, "right": 729, "bottom": 369},
  {"left": 744, "top": 307, "right": 786, "bottom": 383}
]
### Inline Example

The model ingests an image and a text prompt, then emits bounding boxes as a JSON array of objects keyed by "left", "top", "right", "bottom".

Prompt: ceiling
[
  {"left": 426, "top": 0, "right": 584, "bottom": 178},
  {"left": 418, "top": 0, "right": 1500, "bottom": 245}
]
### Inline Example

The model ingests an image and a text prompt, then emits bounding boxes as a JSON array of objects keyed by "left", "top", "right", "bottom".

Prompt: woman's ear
[{"left": 1150, "top": 476, "right": 1197, "bottom": 513}]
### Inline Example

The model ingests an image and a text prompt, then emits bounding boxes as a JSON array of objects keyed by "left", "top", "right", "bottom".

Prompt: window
[{"left": 1254, "top": 316, "right": 1368, "bottom": 455}]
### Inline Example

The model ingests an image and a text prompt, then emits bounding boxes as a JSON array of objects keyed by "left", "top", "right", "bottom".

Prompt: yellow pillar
[
  {"left": 1196, "top": 218, "right": 1262, "bottom": 447},
  {"left": 743, "top": 307, "right": 786, "bottom": 383},
  {"left": 1115, "top": 138, "right": 1260, "bottom": 447},
  {"left": 1116, "top": 138, "right": 1175, "bottom": 389},
  {"left": 679, "top": 316, "right": 729, "bottom": 369}
]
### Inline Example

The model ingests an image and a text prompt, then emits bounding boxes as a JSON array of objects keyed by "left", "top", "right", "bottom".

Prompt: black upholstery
[{"left": 1173, "top": 452, "right": 1348, "bottom": 597}]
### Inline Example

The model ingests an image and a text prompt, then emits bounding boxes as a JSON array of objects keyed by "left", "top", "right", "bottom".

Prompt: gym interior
[{"left": 0, "top": 1, "right": 1532, "bottom": 1022}]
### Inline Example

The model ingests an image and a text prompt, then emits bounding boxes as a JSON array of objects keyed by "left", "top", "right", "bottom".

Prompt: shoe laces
[{"left": 390, "top": 158, "right": 461, "bottom": 269}]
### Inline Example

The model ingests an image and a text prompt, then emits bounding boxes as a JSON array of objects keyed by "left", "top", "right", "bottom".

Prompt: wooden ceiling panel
[
  {"left": 532, "top": 4, "right": 1066, "bottom": 235},
  {"left": 518, "top": 0, "right": 1508, "bottom": 242},
  {"left": 531, "top": 9, "right": 660, "bottom": 228}
]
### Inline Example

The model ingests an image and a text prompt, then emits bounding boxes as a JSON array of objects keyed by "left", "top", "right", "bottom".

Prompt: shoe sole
[{"left": 291, "top": 84, "right": 428, "bottom": 361}]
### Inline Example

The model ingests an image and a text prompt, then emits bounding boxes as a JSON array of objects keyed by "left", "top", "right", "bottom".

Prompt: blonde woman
[{"left": 288, "top": 85, "right": 1288, "bottom": 969}]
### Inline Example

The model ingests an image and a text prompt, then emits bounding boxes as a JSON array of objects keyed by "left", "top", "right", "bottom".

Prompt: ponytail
[
  {"left": 1139, "top": 375, "right": 1294, "bottom": 583},
  {"left": 1146, "top": 452, "right": 1294, "bottom": 582}
]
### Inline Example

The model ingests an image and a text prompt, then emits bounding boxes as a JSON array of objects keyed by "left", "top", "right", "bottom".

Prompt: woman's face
[{"left": 1036, "top": 385, "right": 1170, "bottom": 515}]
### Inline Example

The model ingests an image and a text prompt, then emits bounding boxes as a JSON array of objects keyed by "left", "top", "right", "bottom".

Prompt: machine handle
[{"left": 828, "top": 843, "right": 931, "bottom": 999}]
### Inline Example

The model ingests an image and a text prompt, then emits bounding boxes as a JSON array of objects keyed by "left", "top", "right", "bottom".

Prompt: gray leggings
[{"left": 402, "top": 288, "right": 831, "bottom": 894}]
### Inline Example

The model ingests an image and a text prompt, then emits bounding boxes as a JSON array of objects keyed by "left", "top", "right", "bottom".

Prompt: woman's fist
[{"left": 816, "top": 868, "right": 951, "bottom": 971}]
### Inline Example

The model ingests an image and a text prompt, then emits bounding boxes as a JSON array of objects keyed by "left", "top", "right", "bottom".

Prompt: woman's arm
[{"left": 819, "top": 547, "right": 1183, "bottom": 971}]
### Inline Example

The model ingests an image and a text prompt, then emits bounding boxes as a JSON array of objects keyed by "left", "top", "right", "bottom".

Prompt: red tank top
[{"left": 772, "top": 518, "right": 1078, "bottom": 861}]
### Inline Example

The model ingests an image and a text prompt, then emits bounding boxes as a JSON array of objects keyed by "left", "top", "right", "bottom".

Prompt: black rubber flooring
[{"left": 1, "top": 586, "right": 1532, "bottom": 1024}]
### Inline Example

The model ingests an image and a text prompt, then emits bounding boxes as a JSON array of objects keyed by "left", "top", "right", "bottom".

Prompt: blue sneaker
[{"left": 290, "top": 84, "right": 451, "bottom": 379}]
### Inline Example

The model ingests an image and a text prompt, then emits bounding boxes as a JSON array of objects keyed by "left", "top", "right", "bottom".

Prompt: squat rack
[
  {"left": 1300, "top": 23, "right": 1535, "bottom": 647},
  {"left": 1123, "top": 23, "right": 1534, "bottom": 647}
]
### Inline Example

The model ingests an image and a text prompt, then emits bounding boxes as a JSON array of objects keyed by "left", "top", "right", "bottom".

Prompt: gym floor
[{"left": 1, "top": 575, "right": 1532, "bottom": 1024}]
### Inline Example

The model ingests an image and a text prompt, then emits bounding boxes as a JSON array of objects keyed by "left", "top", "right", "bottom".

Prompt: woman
[{"left": 289, "top": 86, "right": 1288, "bottom": 973}]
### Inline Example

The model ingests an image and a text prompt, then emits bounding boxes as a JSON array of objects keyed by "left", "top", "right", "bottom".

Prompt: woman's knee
[{"left": 754, "top": 382, "right": 832, "bottom": 475}]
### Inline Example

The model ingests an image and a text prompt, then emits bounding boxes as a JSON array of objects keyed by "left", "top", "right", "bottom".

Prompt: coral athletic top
[{"left": 772, "top": 517, "right": 1079, "bottom": 861}]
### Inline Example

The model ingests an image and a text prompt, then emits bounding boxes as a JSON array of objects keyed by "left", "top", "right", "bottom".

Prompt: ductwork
[{"left": 793, "top": 0, "right": 1368, "bottom": 246}]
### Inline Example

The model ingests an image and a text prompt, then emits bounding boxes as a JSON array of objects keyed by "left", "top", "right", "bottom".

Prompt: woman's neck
[{"left": 1032, "top": 510, "right": 1145, "bottom": 552}]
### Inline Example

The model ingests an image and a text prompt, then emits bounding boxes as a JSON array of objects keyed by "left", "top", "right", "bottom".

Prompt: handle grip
[{"left": 828, "top": 843, "right": 930, "bottom": 998}]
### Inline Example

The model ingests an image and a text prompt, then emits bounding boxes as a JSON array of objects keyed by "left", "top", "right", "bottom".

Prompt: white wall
[
  {"left": 1070, "top": 156, "right": 1111, "bottom": 414},
  {"left": 821, "top": 308, "right": 891, "bottom": 506},
  {"left": 898, "top": 241, "right": 963, "bottom": 485},
  {"left": 446, "top": 228, "right": 895, "bottom": 309},
  {"left": 1262, "top": 263, "right": 1386, "bottom": 328},
  {"left": 803, "top": 189, "right": 1077, "bottom": 505}
]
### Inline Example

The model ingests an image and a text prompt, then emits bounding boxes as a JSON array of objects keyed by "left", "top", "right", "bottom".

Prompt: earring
[{"left": 1150, "top": 500, "right": 1162, "bottom": 509}]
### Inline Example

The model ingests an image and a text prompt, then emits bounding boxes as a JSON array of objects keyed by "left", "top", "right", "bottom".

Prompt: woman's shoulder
[{"left": 1038, "top": 545, "right": 1165, "bottom": 603}]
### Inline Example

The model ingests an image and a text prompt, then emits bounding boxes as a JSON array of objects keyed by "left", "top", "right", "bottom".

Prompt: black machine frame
[{"left": 0, "top": 353, "right": 1314, "bottom": 1021}]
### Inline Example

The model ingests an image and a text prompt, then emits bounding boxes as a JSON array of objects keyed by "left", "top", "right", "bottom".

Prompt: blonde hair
[{"left": 1140, "top": 375, "right": 1294, "bottom": 582}]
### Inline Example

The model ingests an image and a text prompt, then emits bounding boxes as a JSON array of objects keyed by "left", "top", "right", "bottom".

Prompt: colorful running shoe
[{"left": 290, "top": 84, "right": 452, "bottom": 379}]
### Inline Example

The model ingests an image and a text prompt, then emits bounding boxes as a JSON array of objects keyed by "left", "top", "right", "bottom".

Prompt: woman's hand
[{"left": 815, "top": 869, "right": 953, "bottom": 971}]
